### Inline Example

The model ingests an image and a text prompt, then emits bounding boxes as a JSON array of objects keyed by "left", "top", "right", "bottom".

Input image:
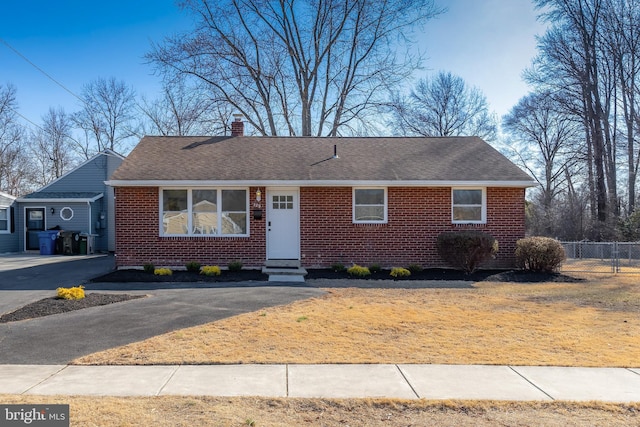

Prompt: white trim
[
  {"left": 23, "top": 206, "right": 47, "bottom": 251},
  {"left": 159, "top": 187, "right": 250, "bottom": 237},
  {"left": 0, "top": 191, "right": 17, "bottom": 201},
  {"left": 0, "top": 206, "right": 10, "bottom": 234},
  {"left": 452, "top": 187, "right": 487, "bottom": 224},
  {"left": 16, "top": 193, "right": 104, "bottom": 203},
  {"left": 107, "top": 179, "right": 536, "bottom": 188},
  {"left": 59, "top": 207, "right": 74, "bottom": 221},
  {"left": 352, "top": 187, "right": 388, "bottom": 224},
  {"left": 266, "top": 187, "right": 300, "bottom": 260}
]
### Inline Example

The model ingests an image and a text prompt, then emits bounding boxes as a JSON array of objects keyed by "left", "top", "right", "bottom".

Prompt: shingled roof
[{"left": 108, "top": 136, "right": 533, "bottom": 187}]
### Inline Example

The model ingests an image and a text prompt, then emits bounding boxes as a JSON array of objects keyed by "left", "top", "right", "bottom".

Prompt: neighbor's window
[
  {"left": 353, "top": 188, "right": 387, "bottom": 223},
  {"left": 452, "top": 188, "right": 486, "bottom": 223},
  {"left": 60, "top": 207, "right": 74, "bottom": 221},
  {"left": 161, "top": 188, "right": 248, "bottom": 236},
  {"left": 0, "top": 208, "right": 8, "bottom": 232}
]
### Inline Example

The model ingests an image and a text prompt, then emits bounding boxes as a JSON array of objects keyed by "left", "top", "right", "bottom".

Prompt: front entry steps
[{"left": 262, "top": 260, "right": 307, "bottom": 283}]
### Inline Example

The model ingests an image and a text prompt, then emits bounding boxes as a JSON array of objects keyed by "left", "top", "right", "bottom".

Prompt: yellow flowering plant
[
  {"left": 56, "top": 285, "right": 85, "bottom": 300},
  {"left": 347, "top": 264, "right": 371, "bottom": 277},
  {"left": 200, "top": 265, "right": 221, "bottom": 276},
  {"left": 154, "top": 268, "right": 173, "bottom": 276},
  {"left": 390, "top": 267, "right": 411, "bottom": 278}
]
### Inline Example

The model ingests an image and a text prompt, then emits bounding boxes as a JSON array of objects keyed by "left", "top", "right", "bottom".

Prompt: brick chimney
[{"left": 231, "top": 114, "right": 244, "bottom": 137}]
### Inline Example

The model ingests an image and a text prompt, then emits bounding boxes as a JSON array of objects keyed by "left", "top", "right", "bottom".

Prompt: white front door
[{"left": 266, "top": 188, "right": 300, "bottom": 260}]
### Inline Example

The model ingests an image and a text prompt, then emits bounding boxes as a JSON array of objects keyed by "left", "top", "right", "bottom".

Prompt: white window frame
[
  {"left": 159, "top": 188, "right": 250, "bottom": 237},
  {"left": 0, "top": 207, "right": 9, "bottom": 233},
  {"left": 352, "top": 187, "right": 388, "bottom": 224},
  {"left": 59, "top": 207, "right": 74, "bottom": 221},
  {"left": 452, "top": 187, "right": 486, "bottom": 224}
]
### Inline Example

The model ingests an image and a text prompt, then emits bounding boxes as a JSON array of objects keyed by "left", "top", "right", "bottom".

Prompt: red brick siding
[
  {"left": 114, "top": 187, "right": 265, "bottom": 268},
  {"left": 299, "top": 187, "right": 524, "bottom": 268},
  {"left": 114, "top": 186, "right": 525, "bottom": 269}
]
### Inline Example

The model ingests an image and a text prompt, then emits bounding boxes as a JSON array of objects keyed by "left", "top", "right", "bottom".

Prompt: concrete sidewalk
[{"left": 2, "top": 364, "right": 639, "bottom": 402}]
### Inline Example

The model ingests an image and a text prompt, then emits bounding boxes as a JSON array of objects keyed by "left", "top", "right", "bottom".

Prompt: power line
[{"left": 0, "top": 37, "right": 84, "bottom": 103}]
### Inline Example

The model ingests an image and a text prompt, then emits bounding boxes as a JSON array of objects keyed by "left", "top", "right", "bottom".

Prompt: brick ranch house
[{"left": 107, "top": 125, "right": 534, "bottom": 270}]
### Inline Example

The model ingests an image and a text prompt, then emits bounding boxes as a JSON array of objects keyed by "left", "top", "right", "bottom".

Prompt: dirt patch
[
  {"left": 0, "top": 293, "right": 145, "bottom": 323},
  {"left": 1, "top": 395, "right": 638, "bottom": 426}
]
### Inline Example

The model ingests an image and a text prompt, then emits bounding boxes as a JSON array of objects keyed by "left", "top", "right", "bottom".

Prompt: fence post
[{"left": 612, "top": 242, "right": 619, "bottom": 273}]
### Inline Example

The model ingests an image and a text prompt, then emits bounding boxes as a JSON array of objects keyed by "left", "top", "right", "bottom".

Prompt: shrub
[
  {"left": 515, "top": 237, "right": 566, "bottom": 272},
  {"left": 347, "top": 264, "right": 371, "bottom": 277},
  {"left": 331, "top": 262, "right": 346, "bottom": 272},
  {"left": 228, "top": 260, "right": 243, "bottom": 272},
  {"left": 154, "top": 268, "right": 173, "bottom": 276},
  {"left": 185, "top": 261, "right": 201, "bottom": 273},
  {"left": 201, "top": 265, "right": 222, "bottom": 276},
  {"left": 437, "top": 231, "right": 498, "bottom": 274},
  {"left": 368, "top": 263, "right": 382, "bottom": 273},
  {"left": 407, "top": 264, "right": 423, "bottom": 274},
  {"left": 56, "top": 285, "right": 85, "bottom": 300},
  {"left": 390, "top": 267, "right": 411, "bottom": 278},
  {"left": 143, "top": 263, "right": 155, "bottom": 274}
]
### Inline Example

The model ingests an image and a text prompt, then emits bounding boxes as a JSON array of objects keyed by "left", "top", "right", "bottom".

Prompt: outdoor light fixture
[
  {"left": 50, "top": 207, "right": 55, "bottom": 215},
  {"left": 253, "top": 189, "right": 263, "bottom": 220}
]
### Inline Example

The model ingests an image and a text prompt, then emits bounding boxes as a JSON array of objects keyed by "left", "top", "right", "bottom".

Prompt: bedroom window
[
  {"left": 161, "top": 188, "right": 248, "bottom": 236},
  {"left": 353, "top": 188, "right": 387, "bottom": 223},
  {"left": 452, "top": 188, "right": 486, "bottom": 224}
]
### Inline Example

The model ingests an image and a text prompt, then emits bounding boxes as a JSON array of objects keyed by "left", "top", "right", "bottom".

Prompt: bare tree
[
  {"left": 148, "top": 0, "right": 442, "bottom": 136},
  {"left": 529, "top": 0, "right": 616, "bottom": 236},
  {"left": 29, "top": 107, "right": 75, "bottom": 186},
  {"left": 387, "top": 71, "right": 497, "bottom": 140},
  {"left": 503, "top": 91, "right": 582, "bottom": 235},
  {"left": 0, "top": 83, "right": 31, "bottom": 195},
  {"left": 138, "top": 79, "right": 225, "bottom": 136},
  {"left": 72, "top": 77, "right": 137, "bottom": 156},
  {"left": 600, "top": 0, "right": 640, "bottom": 213}
]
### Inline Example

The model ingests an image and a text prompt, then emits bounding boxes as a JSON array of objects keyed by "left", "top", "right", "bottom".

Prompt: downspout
[{"left": 88, "top": 201, "right": 92, "bottom": 234}]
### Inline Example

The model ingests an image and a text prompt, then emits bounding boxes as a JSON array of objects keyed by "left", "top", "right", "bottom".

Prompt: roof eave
[
  {"left": 106, "top": 180, "right": 536, "bottom": 188},
  {"left": 16, "top": 193, "right": 104, "bottom": 203}
]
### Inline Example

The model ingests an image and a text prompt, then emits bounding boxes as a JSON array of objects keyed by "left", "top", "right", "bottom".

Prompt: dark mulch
[
  {"left": 0, "top": 293, "right": 145, "bottom": 323},
  {"left": 91, "top": 267, "right": 583, "bottom": 283},
  {"left": 91, "top": 269, "right": 268, "bottom": 283},
  {"left": 483, "top": 270, "right": 585, "bottom": 283}
]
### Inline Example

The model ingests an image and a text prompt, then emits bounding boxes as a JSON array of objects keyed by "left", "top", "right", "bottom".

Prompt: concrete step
[
  {"left": 262, "top": 260, "right": 307, "bottom": 282},
  {"left": 264, "top": 259, "right": 301, "bottom": 269}
]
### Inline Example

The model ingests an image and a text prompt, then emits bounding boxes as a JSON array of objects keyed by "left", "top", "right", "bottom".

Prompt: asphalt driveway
[{"left": 0, "top": 254, "right": 324, "bottom": 364}]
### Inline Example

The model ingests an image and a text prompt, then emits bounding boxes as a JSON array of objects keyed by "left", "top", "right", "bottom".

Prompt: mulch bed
[
  {"left": 0, "top": 293, "right": 145, "bottom": 323},
  {"left": 91, "top": 269, "right": 268, "bottom": 283},
  {"left": 90, "top": 267, "right": 580, "bottom": 283},
  {"left": 1, "top": 268, "right": 582, "bottom": 323}
]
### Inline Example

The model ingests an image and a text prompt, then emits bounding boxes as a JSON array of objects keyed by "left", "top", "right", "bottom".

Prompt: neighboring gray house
[
  {"left": 0, "top": 191, "right": 18, "bottom": 254},
  {"left": 16, "top": 150, "right": 124, "bottom": 253}
]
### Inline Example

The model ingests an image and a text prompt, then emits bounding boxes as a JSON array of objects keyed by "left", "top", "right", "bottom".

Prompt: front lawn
[{"left": 74, "top": 274, "right": 640, "bottom": 367}]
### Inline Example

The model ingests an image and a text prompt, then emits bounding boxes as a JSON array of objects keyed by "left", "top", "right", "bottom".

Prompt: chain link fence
[{"left": 560, "top": 241, "right": 640, "bottom": 274}]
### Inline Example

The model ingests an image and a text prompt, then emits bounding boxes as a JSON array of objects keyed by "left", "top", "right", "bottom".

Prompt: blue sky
[{"left": 1, "top": 0, "right": 547, "bottom": 131}]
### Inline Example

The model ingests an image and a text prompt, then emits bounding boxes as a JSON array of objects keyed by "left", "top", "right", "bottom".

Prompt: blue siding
[
  {"left": 15, "top": 151, "right": 124, "bottom": 253},
  {"left": 0, "top": 194, "right": 18, "bottom": 253}
]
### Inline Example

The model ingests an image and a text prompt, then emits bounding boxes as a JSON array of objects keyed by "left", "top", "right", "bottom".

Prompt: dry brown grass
[
  {"left": 74, "top": 274, "right": 640, "bottom": 367},
  {"left": 8, "top": 274, "right": 640, "bottom": 426},
  {"left": 1, "top": 395, "right": 638, "bottom": 426}
]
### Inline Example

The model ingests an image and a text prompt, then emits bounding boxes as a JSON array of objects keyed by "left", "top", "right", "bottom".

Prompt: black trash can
[{"left": 58, "top": 231, "right": 81, "bottom": 255}]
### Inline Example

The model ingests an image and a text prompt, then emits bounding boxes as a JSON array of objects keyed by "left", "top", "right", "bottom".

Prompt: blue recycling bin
[{"left": 38, "top": 231, "right": 59, "bottom": 255}]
